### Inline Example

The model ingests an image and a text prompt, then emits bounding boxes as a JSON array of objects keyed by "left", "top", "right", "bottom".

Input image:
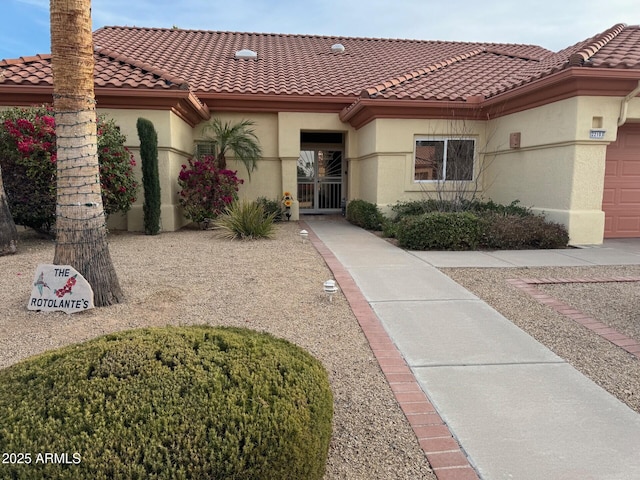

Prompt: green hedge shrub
[
  {"left": 396, "top": 212, "right": 482, "bottom": 250},
  {"left": 481, "top": 213, "right": 569, "bottom": 249},
  {"left": 346, "top": 199, "right": 384, "bottom": 230},
  {"left": 0, "top": 326, "right": 333, "bottom": 480}
]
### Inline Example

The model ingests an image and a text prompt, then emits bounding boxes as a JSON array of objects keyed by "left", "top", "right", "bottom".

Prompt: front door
[{"left": 297, "top": 148, "right": 343, "bottom": 213}]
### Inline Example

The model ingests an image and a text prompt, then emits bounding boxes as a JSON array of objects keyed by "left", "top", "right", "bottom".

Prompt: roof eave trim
[
  {"left": 340, "top": 97, "right": 486, "bottom": 129},
  {"left": 198, "top": 92, "right": 358, "bottom": 113},
  {"left": 0, "top": 85, "right": 210, "bottom": 126},
  {"left": 340, "top": 67, "right": 640, "bottom": 128},
  {"left": 482, "top": 67, "right": 640, "bottom": 116}
]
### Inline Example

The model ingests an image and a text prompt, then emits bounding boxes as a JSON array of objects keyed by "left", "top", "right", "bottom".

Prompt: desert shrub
[
  {"left": 213, "top": 200, "right": 276, "bottom": 239},
  {"left": 0, "top": 106, "right": 138, "bottom": 234},
  {"left": 0, "top": 326, "right": 333, "bottom": 480},
  {"left": 136, "top": 117, "right": 161, "bottom": 235},
  {"left": 256, "top": 196, "right": 283, "bottom": 222},
  {"left": 396, "top": 212, "right": 482, "bottom": 250},
  {"left": 480, "top": 213, "right": 568, "bottom": 249},
  {"left": 177, "top": 155, "right": 243, "bottom": 224},
  {"left": 346, "top": 199, "right": 384, "bottom": 230}
]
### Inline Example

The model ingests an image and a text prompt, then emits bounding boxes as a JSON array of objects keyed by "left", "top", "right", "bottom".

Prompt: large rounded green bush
[
  {"left": 397, "top": 212, "right": 482, "bottom": 250},
  {"left": 0, "top": 326, "right": 333, "bottom": 480}
]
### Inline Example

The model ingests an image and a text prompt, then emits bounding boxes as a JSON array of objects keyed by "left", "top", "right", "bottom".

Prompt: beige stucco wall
[
  {"left": 351, "top": 118, "right": 489, "bottom": 215},
  {"left": 482, "top": 96, "right": 634, "bottom": 244},
  {"left": 106, "top": 110, "right": 358, "bottom": 229},
  {"left": 14, "top": 91, "right": 635, "bottom": 241},
  {"left": 346, "top": 96, "right": 640, "bottom": 244}
]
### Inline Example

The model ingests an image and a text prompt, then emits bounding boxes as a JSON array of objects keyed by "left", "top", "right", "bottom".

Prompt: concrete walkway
[{"left": 303, "top": 218, "right": 640, "bottom": 480}]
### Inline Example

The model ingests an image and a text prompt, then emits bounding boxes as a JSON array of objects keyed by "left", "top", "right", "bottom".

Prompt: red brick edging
[
  {"left": 507, "top": 277, "right": 640, "bottom": 359},
  {"left": 301, "top": 222, "right": 480, "bottom": 480}
]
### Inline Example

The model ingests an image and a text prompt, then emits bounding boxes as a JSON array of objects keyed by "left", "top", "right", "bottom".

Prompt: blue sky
[{"left": 0, "top": 0, "right": 637, "bottom": 60}]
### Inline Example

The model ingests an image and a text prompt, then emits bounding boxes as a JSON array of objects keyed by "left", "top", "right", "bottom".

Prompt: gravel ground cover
[
  {"left": 0, "top": 223, "right": 435, "bottom": 480},
  {"left": 442, "top": 265, "right": 640, "bottom": 414}
]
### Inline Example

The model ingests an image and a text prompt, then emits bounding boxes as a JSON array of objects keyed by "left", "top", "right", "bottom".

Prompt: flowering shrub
[
  {"left": 97, "top": 117, "right": 139, "bottom": 215},
  {"left": 177, "top": 155, "right": 244, "bottom": 224},
  {"left": 0, "top": 105, "right": 138, "bottom": 234},
  {"left": 0, "top": 107, "right": 57, "bottom": 232}
]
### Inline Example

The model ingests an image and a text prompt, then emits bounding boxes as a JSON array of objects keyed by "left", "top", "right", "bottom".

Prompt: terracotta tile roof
[
  {"left": 0, "top": 54, "right": 52, "bottom": 85},
  {"left": 584, "top": 24, "right": 640, "bottom": 68},
  {"left": 2, "top": 23, "right": 639, "bottom": 108},
  {"left": 520, "top": 24, "right": 640, "bottom": 79},
  {"left": 362, "top": 49, "right": 537, "bottom": 101},
  {"left": 0, "top": 50, "right": 189, "bottom": 90},
  {"left": 91, "top": 26, "right": 553, "bottom": 98}
]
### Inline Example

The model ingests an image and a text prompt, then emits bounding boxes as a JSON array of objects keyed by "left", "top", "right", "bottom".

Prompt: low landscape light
[{"left": 323, "top": 279, "right": 338, "bottom": 302}]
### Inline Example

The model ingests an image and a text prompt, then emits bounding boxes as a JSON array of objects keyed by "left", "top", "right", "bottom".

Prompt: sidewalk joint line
[{"left": 410, "top": 360, "right": 567, "bottom": 369}]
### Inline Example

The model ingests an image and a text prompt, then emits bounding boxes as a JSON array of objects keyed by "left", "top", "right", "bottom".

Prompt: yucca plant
[{"left": 213, "top": 200, "right": 276, "bottom": 239}]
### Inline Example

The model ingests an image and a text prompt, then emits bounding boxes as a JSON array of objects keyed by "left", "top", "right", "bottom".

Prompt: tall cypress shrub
[{"left": 136, "top": 118, "right": 161, "bottom": 235}]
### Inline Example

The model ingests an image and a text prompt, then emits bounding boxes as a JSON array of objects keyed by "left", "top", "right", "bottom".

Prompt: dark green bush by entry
[
  {"left": 256, "top": 196, "right": 284, "bottom": 221},
  {"left": 346, "top": 199, "right": 384, "bottom": 230},
  {"left": 0, "top": 326, "right": 334, "bottom": 480},
  {"left": 397, "top": 212, "right": 483, "bottom": 250}
]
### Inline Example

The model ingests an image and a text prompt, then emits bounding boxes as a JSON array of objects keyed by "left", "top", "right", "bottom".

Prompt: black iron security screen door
[{"left": 297, "top": 148, "right": 343, "bottom": 213}]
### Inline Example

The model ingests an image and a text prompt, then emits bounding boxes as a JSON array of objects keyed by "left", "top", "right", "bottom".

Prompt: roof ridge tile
[
  {"left": 0, "top": 54, "right": 51, "bottom": 67},
  {"left": 569, "top": 23, "right": 627, "bottom": 66},
  {"left": 361, "top": 48, "right": 485, "bottom": 98}
]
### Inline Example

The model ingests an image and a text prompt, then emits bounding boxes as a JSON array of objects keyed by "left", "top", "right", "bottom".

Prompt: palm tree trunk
[
  {"left": 51, "top": 0, "right": 124, "bottom": 306},
  {"left": 217, "top": 152, "right": 227, "bottom": 170},
  {"left": 0, "top": 165, "right": 18, "bottom": 255}
]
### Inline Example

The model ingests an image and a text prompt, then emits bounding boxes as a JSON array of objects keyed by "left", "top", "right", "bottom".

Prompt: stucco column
[{"left": 280, "top": 156, "right": 299, "bottom": 220}]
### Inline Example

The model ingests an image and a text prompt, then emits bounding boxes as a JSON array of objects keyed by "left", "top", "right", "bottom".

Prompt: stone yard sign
[{"left": 28, "top": 264, "right": 94, "bottom": 314}]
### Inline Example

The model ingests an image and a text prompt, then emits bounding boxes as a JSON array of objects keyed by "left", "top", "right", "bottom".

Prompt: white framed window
[{"left": 414, "top": 138, "right": 475, "bottom": 181}]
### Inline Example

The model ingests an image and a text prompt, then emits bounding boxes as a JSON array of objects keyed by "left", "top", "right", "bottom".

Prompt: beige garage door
[{"left": 603, "top": 123, "right": 640, "bottom": 238}]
